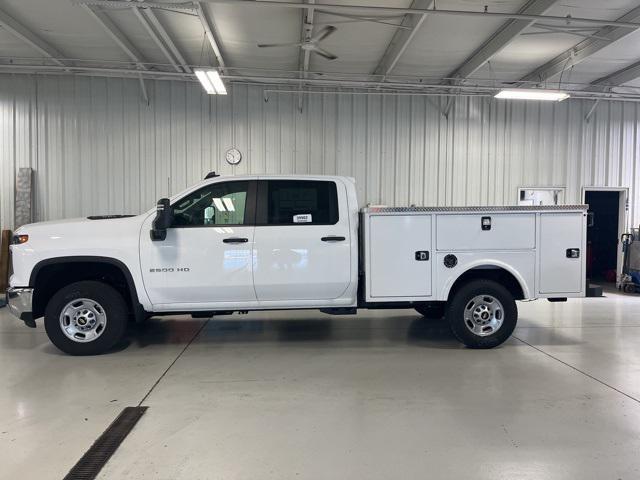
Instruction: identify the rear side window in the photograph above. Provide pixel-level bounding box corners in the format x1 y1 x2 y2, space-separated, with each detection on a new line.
264 180 339 225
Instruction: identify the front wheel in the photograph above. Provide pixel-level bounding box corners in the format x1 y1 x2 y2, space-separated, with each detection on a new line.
44 281 128 355
446 279 517 349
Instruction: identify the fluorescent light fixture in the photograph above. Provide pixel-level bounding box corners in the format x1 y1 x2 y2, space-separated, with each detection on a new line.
195 69 227 95
207 70 227 95
495 89 569 102
195 70 215 94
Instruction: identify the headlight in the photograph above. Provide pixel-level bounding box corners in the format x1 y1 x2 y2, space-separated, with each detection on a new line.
11 234 29 245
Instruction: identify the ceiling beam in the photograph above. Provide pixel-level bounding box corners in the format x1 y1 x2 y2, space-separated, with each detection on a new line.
74 0 196 13
81 5 149 70
590 60 640 90
81 5 150 102
6 63 640 102
373 0 433 80
447 0 556 82
0 6 67 66
133 7 182 72
299 0 315 75
315 10 409 29
143 8 192 73
0 64 188 78
296 0 315 112
201 1 640 29
195 2 226 69
520 4 640 84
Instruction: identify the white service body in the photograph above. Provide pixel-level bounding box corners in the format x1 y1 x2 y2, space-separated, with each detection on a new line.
363 206 586 302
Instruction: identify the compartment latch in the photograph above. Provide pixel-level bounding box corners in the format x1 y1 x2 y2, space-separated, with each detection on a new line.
415 251 430 261
566 248 580 258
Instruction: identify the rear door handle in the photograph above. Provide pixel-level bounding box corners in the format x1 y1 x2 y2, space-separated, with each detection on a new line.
223 237 248 244
321 236 346 242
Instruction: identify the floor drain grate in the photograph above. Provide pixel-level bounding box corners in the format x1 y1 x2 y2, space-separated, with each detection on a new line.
64 406 148 480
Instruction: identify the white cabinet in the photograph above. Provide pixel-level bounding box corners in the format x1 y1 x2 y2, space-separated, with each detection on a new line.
367 215 432 299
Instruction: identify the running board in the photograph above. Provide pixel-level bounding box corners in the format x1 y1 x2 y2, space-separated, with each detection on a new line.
320 307 357 315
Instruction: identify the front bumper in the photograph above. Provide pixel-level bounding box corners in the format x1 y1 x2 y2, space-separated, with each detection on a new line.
6 287 35 327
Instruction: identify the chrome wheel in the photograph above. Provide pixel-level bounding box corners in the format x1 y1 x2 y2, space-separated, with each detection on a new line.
463 294 504 337
59 298 108 343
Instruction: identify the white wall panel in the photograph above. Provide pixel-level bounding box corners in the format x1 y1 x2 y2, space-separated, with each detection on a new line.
1 73 639 230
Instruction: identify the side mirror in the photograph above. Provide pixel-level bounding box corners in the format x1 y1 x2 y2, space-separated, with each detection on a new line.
151 198 173 241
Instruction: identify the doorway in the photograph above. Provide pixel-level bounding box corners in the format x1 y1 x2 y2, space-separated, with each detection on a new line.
583 188 627 284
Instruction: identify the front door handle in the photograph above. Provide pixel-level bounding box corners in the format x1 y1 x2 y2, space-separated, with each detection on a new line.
321 236 346 242
223 237 248 244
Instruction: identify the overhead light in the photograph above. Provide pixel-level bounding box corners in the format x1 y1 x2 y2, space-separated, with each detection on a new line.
195 70 215 94
208 71 227 95
495 89 569 102
195 69 227 95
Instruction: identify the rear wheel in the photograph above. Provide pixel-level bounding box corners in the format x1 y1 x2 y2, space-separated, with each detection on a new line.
446 279 517 349
44 281 128 355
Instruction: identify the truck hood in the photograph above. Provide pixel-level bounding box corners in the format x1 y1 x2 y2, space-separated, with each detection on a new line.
15 214 148 239
10 214 152 290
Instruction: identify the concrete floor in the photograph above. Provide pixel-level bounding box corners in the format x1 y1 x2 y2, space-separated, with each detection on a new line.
1 291 640 480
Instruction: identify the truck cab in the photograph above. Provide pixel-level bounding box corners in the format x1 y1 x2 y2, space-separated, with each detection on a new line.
140 175 359 311
7 174 587 355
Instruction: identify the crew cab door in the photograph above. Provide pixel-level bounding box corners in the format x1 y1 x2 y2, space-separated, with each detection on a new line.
252 179 352 302
139 180 257 308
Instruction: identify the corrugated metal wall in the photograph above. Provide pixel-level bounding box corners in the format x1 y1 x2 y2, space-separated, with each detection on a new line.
1 74 638 230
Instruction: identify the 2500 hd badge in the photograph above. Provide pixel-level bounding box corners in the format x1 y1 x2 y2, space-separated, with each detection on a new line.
149 267 190 273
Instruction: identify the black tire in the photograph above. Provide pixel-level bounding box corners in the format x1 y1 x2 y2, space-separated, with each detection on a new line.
44 281 128 355
415 303 446 319
446 279 517 349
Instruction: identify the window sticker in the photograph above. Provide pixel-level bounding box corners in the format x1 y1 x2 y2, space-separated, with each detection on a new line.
293 214 312 223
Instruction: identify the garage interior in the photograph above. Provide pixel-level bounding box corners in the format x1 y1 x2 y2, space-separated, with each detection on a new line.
2 0 640 478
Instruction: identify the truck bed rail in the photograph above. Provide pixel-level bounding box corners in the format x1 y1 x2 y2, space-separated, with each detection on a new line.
363 205 588 213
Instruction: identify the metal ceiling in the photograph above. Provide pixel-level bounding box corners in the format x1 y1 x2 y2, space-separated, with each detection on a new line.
3 0 640 102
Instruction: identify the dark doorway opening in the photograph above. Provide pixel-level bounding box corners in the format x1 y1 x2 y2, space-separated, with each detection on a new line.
585 190 620 283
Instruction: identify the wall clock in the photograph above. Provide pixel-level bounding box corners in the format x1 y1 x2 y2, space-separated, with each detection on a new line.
225 147 242 165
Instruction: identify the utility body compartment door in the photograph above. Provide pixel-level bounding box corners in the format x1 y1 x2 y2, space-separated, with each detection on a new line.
436 214 535 250
538 212 586 295
367 214 432 299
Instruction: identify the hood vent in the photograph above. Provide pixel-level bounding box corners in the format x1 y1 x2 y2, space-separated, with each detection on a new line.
87 215 135 220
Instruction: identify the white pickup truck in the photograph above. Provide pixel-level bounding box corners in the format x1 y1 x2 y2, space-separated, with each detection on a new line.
7 174 587 355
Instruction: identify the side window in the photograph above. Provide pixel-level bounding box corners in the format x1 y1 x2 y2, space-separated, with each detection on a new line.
266 180 338 225
172 181 249 227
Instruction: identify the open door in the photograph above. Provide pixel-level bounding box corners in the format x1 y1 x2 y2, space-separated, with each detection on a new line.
584 188 627 285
